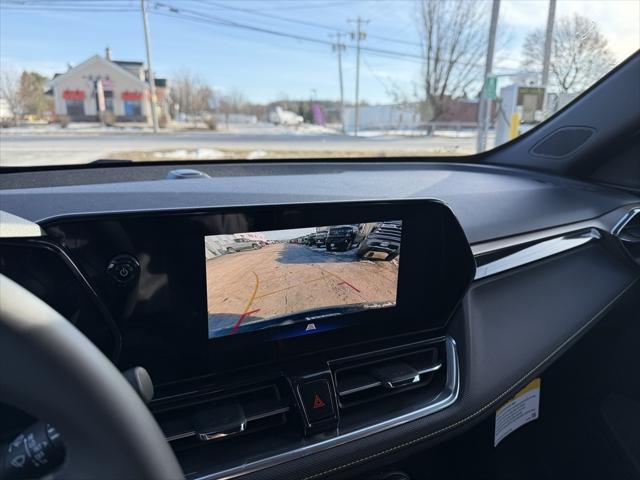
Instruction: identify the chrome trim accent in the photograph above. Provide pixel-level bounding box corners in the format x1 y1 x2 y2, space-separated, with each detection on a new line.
338 362 443 396
191 336 459 480
418 362 443 375
474 229 601 280
0 210 44 238
470 203 640 256
612 207 640 239
167 431 196 442
166 406 290 443
198 420 247 442
339 381 382 396
385 374 420 389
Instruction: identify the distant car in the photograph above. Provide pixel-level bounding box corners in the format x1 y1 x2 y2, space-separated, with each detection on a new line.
223 238 262 253
326 225 357 251
315 231 328 247
356 221 401 260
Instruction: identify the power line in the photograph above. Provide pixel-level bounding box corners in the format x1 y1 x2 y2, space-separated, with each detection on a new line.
3 0 525 73
193 0 348 33
191 0 425 50
151 3 443 65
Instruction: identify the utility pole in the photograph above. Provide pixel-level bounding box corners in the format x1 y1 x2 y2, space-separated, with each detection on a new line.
541 0 556 114
331 33 346 133
349 17 368 136
140 0 159 132
476 0 500 153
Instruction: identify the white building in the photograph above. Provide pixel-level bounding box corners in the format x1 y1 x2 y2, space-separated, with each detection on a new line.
342 104 421 132
0 97 13 121
48 49 169 123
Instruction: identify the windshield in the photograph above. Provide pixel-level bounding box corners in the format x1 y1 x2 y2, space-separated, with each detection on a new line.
1 0 638 167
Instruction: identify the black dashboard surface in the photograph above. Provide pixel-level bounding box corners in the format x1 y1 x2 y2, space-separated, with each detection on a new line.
1 160 639 480
1 162 637 244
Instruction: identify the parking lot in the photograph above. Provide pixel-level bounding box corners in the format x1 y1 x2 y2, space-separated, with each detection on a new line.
206 242 399 337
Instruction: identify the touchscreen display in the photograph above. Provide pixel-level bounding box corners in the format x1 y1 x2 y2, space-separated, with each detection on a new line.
205 221 402 338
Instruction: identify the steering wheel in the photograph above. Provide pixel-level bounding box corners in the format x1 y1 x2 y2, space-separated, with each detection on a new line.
0 274 184 479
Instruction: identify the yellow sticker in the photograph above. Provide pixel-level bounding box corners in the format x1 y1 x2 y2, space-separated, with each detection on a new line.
495 378 541 446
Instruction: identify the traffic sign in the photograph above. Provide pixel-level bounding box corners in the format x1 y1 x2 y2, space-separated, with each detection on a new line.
484 76 497 100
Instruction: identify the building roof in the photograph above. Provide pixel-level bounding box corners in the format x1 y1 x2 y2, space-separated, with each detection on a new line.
48 55 147 89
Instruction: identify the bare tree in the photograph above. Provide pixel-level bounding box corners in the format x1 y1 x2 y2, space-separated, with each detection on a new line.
416 0 489 121
0 69 23 123
521 14 615 94
170 70 214 124
218 89 248 127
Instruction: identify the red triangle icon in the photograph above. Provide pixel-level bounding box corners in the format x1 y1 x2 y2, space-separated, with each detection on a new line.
312 394 326 409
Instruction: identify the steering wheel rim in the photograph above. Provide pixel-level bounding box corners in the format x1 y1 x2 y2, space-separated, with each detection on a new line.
0 274 184 480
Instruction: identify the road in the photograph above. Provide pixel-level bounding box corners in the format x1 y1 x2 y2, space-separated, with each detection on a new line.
206 243 399 337
0 125 486 166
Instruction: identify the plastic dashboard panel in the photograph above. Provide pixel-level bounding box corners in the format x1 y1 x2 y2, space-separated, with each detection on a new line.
0 162 638 245
1 163 639 479
220 241 639 480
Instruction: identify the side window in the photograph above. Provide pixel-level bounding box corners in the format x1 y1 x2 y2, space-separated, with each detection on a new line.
124 100 141 117
65 100 84 117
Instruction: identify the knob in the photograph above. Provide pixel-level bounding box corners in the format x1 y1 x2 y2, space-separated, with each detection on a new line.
106 254 140 286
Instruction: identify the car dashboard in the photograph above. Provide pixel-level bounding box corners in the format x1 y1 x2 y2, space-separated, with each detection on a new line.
1 161 639 480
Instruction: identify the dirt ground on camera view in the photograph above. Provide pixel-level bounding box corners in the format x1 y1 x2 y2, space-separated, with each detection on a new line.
206 243 399 336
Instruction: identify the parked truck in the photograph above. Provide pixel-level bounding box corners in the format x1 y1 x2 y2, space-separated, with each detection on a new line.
356 221 402 261
325 225 357 251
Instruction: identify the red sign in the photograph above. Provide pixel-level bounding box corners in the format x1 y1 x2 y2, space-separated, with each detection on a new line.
121 91 143 101
312 394 326 409
62 89 85 100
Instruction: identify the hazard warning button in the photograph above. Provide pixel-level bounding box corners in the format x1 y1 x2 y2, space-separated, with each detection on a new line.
299 379 335 424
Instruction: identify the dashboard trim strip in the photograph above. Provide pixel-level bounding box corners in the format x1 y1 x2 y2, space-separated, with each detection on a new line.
474 228 601 280
191 336 459 480
612 207 640 238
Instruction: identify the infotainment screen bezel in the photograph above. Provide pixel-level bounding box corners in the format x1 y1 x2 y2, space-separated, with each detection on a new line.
44 199 475 385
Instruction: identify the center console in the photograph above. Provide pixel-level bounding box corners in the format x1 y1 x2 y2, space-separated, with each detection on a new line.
0 199 475 479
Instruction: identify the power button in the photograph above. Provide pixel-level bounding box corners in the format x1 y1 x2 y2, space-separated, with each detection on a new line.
106 254 140 285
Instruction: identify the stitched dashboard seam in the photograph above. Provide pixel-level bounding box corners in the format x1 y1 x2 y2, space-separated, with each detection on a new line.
298 278 638 480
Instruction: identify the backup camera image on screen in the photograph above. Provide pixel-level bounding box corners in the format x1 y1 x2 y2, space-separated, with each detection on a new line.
205 221 401 338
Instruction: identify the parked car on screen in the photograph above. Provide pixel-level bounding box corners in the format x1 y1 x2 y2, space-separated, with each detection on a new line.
315 231 328 247
356 221 402 261
222 238 262 253
326 225 357 251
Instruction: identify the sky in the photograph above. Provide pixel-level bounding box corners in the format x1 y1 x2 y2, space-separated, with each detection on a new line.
260 227 316 241
1 0 638 104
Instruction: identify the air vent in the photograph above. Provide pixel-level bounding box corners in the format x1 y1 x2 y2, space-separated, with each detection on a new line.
333 343 445 408
154 383 290 450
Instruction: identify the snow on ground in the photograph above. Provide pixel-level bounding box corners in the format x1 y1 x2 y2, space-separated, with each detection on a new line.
350 128 478 139
1 121 483 140
246 149 268 160
0 123 155 134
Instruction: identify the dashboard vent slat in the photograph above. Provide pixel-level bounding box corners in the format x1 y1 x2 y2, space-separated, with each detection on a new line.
333 345 444 409
155 383 291 448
